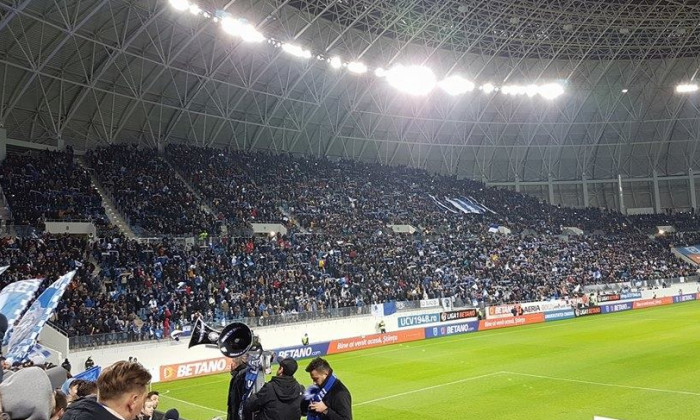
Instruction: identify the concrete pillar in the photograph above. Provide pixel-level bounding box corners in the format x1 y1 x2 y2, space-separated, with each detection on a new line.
618 174 626 215
547 173 555 205
56 134 65 151
0 128 6 163
690 169 697 212
514 175 521 193
582 174 590 208
157 141 165 155
652 170 661 214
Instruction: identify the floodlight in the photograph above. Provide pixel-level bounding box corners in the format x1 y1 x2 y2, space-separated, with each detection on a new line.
347 62 368 74
330 56 342 69
621 89 628 93
385 64 436 96
481 83 495 94
282 43 312 59
525 84 538 97
676 83 699 93
169 0 190 11
438 75 475 95
374 67 387 77
239 24 265 43
189 4 201 15
538 83 565 99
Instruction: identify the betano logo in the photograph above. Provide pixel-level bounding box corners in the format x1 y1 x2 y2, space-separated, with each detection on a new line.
159 357 231 382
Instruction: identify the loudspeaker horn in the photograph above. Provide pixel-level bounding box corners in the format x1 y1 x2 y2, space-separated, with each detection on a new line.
188 318 253 358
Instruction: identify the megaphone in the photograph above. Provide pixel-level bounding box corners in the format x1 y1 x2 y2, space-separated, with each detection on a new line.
188 318 253 358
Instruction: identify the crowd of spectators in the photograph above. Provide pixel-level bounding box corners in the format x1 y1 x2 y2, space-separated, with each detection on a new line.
84 145 220 237
0 148 108 227
2 145 700 346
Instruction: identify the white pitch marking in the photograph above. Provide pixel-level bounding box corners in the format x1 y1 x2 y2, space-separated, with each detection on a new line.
159 393 227 414
503 371 700 397
355 371 504 406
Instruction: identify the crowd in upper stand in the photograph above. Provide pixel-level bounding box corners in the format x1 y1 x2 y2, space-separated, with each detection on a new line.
1 144 700 341
84 145 220 237
0 148 108 227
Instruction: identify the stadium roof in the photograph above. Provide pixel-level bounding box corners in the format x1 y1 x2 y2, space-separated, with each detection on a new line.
1 0 700 184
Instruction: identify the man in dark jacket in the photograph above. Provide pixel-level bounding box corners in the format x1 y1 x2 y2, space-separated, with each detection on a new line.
63 360 152 420
300 357 352 420
242 358 304 420
227 354 248 420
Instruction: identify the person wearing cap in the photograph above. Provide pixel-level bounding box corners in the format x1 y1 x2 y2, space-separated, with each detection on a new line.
242 358 304 420
0 366 54 420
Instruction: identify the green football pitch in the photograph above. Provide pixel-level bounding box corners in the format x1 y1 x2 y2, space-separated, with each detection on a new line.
154 301 700 420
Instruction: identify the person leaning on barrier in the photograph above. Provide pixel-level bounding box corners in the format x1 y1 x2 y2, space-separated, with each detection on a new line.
301 357 352 420
242 358 305 420
62 360 152 420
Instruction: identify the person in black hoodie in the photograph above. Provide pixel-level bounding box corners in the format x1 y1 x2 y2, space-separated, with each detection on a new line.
242 358 304 420
62 361 152 420
300 357 352 420
227 354 248 420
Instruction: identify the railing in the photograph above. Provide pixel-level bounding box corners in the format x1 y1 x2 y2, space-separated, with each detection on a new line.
66 300 435 350
582 274 700 292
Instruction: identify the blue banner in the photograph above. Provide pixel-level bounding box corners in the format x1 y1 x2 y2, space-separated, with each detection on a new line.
673 294 697 304
425 320 479 338
273 342 330 361
397 313 440 328
601 302 633 313
0 278 43 345
6 271 76 362
544 309 575 321
620 292 642 300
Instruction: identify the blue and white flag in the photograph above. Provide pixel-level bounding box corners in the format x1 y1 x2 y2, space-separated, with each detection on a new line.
371 301 397 317
428 195 458 213
0 278 43 345
26 342 53 364
6 271 76 363
0 266 8 276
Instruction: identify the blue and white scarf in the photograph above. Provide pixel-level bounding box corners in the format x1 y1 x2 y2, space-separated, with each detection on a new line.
304 373 338 420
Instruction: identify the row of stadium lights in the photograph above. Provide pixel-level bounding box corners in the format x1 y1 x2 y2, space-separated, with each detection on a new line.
170 0 700 98
168 0 566 99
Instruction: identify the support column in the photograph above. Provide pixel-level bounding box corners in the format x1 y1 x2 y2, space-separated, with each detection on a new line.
157 141 165 155
618 174 626 215
690 169 697 212
652 170 661 214
514 175 521 193
547 173 555 205
582 174 590 208
56 134 65 151
0 128 6 162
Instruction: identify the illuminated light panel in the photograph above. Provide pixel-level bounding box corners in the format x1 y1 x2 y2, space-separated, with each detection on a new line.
169 0 190 11
189 4 201 14
385 65 436 96
329 56 342 69
438 75 475 95
374 67 386 78
347 62 368 74
282 43 312 59
538 83 565 99
676 83 699 93
481 83 495 94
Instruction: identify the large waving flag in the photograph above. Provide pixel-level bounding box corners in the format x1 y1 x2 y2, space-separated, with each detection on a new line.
5 271 76 363
0 266 8 276
0 278 44 345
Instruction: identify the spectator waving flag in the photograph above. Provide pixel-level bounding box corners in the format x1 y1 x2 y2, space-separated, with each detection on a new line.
5 271 76 363
371 301 397 317
0 278 43 345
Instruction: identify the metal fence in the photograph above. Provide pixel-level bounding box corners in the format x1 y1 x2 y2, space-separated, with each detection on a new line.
66 299 435 350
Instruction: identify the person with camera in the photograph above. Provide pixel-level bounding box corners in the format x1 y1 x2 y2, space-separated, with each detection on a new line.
301 357 352 420
227 355 248 420
242 358 304 420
